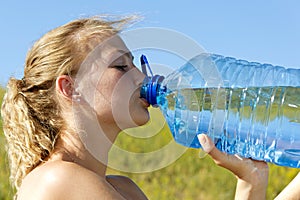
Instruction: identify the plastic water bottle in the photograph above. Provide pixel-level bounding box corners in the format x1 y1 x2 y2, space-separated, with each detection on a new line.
140 54 300 168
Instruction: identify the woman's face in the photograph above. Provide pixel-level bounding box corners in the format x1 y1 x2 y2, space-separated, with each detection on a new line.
88 36 150 131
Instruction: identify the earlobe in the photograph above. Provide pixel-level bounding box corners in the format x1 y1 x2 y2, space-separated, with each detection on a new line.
72 90 82 102
56 75 74 101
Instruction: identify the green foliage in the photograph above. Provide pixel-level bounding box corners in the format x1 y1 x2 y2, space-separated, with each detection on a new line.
107 108 300 200
0 87 298 199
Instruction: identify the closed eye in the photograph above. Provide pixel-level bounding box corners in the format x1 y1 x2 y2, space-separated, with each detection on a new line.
114 65 128 72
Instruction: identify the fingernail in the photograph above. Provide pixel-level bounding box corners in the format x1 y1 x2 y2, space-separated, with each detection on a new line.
197 134 206 145
197 134 212 153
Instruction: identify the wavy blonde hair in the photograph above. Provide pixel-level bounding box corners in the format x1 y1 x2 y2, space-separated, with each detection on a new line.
1 16 134 193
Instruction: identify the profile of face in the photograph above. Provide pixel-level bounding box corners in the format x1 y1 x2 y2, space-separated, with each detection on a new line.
74 35 150 136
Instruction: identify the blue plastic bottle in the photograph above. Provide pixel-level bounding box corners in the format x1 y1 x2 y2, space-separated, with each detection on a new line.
140 54 300 168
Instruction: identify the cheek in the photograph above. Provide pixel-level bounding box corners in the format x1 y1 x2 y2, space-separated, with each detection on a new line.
92 75 118 118
110 74 136 105
94 70 125 104
111 84 134 118
110 80 142 128
93 72 131 121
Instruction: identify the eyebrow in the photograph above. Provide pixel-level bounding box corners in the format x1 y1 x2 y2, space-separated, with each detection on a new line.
116 50 134 60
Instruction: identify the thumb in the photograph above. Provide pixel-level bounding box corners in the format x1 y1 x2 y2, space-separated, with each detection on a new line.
197 133 252 176
197 133 230 167
197 134 214 153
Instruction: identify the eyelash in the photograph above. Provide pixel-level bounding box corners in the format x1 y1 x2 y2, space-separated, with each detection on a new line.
114 65 127 71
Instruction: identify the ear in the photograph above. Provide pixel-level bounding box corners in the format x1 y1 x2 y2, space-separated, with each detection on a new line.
56 75 74 101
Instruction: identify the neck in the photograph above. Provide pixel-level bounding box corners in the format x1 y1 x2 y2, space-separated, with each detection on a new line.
53 104 122 177
52 125 120 178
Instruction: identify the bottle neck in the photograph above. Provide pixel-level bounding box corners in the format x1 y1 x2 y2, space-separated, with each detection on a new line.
140 75 165 106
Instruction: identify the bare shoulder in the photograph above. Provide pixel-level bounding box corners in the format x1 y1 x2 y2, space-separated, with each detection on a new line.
18 161 125 200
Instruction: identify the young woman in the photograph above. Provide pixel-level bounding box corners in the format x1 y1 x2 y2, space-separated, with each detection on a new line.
1 16 272 200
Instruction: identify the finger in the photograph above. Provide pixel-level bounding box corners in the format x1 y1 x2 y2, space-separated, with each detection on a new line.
197 134 214 153
198 134 269 184
197 134 245 173
198 134 229 165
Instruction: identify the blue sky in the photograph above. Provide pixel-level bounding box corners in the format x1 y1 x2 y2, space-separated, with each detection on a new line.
1 0 300 86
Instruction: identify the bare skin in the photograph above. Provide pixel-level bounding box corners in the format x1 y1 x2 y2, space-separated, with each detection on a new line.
18 39 149 200
18 154 147 200
18 134 269 200
198 134 269 200
17 37 270 200
275 172 300 200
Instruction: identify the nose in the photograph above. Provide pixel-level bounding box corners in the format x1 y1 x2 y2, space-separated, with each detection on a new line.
132 64 146 86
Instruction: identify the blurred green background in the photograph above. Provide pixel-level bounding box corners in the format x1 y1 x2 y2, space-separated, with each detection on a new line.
0 87 299 200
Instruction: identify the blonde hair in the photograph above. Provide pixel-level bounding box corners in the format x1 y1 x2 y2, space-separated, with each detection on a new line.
1 16 134 192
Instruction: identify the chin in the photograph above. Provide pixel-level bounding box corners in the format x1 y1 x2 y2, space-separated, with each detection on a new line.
130 111 150 127
115 113 150 130
134 117 150 127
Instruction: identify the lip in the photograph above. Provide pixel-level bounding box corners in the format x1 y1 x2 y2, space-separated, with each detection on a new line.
140 97 150 108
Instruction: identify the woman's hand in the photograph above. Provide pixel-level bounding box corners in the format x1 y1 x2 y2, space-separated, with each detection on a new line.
198 134 269 200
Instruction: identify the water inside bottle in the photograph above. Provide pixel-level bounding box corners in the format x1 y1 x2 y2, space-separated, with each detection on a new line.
157 86 300 167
